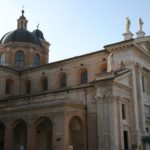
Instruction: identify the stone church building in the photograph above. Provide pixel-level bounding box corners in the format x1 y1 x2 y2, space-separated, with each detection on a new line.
0 10 149 150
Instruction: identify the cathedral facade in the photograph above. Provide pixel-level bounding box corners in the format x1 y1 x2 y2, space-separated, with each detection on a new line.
0 11 150 150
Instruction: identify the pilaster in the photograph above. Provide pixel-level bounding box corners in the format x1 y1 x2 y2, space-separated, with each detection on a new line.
135 64 146 135
96 94 120 150
27 121 36 150
130 64 141 147
4 124 13 150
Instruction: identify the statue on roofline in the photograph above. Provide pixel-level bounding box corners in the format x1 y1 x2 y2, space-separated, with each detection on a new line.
139 17 144 31
126 17 131 33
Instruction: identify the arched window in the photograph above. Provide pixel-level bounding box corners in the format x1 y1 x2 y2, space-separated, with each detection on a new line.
0 53 5 65
60 73 67 88
25 80 31 94
15 51 25 68
41 76 48 91
99 62 107 74
80 70 88 84
5 79 14 94
33 54 40 67
21 21 23 28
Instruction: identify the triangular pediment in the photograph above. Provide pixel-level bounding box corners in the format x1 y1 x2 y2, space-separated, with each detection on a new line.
137 41 150 52
115 71 132 87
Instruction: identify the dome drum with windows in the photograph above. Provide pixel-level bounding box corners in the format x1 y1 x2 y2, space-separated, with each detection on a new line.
0 10 50 69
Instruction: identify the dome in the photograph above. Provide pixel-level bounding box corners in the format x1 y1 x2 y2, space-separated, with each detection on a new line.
0 29 42 47
32 29 45 40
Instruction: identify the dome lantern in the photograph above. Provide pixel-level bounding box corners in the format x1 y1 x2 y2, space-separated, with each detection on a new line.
32 24 45 40
17 9 28 29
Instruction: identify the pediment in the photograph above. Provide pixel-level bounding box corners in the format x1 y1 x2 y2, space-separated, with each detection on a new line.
137 41 150 53
115 72 132 87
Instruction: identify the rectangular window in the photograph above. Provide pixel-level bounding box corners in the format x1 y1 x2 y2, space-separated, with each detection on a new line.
142 76 145 92
122 104 126 120
81 71 88 84
5 83 10 94
123 131 129 150
26 80 31 94
146 127 149 133
43 79 48 91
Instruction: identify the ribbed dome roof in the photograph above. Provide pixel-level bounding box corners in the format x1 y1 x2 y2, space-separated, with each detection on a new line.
0 29 42 47
32 29 45 40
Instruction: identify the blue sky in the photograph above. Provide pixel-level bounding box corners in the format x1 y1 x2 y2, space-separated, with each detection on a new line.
0 0 150 62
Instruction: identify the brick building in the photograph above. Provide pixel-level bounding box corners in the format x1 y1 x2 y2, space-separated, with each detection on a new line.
0 10 150 150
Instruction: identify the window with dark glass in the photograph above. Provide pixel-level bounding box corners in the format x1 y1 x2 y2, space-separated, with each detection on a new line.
21 21 23 28
146 127 149 133
0 123 5 150
142 75 145 92
5 81 10 94
25 80 31 94
42 77 48 91
123 131 129 150
5 79 13 94
60 73 67 87
15 51 25 68
122 104 126 120
0 53 5 65
80 71 88 84
33 54 40 67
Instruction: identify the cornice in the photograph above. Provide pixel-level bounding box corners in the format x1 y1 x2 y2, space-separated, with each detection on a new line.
113 81 132 92
104 36 150 55
104 39 134 52
133 43 150 60
0 83 94 101
0 65 19 74
0 42 42 51
0 99 85 114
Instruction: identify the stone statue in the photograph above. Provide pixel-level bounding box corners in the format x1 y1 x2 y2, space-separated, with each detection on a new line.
120 61 126 70
107 52 113 72
139 18 143 31
126 17 131 33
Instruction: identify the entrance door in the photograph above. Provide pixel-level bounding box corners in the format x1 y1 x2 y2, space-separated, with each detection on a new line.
13 121 27 150
36 118 53 150
0 123 5 150
69 117 85 150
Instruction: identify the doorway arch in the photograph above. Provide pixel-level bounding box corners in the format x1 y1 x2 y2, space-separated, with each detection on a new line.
69 116 85 150
36 117 53 150
13 120 27 150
